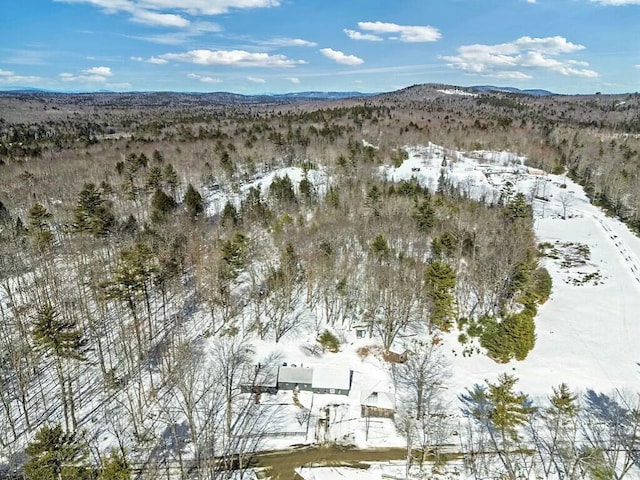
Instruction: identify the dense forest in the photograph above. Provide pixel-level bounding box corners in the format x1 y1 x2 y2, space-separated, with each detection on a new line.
0 85 639 479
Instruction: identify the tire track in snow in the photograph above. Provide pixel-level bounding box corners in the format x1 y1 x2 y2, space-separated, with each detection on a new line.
593 215 640 286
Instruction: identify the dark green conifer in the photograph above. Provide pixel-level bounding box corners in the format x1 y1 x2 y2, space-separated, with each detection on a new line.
184 183 204 220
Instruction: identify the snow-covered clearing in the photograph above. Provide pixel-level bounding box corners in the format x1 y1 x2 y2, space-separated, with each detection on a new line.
437 89 478 98
381 143 640 401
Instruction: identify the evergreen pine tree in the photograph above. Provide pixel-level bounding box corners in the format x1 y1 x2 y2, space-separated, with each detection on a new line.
137 152 148 169
369 233 390 261
32 304 85 430
98 449 131 480
548 383 578 417
73 183 115 237
424 260 457 331
144 166 163 192
299 175 314 205
486 374 537 437
152 149 164 164
413 198 435 233
150 188 176 223
184 183 204 220
220 201 239 227
0 199 10 225
220 232 249 280
27 202 55 251
163 163 179 197
25 424 91 480
269 174 297 206
505 192 531 220
365 184 382 217
502 312 536 361
461 374 536 479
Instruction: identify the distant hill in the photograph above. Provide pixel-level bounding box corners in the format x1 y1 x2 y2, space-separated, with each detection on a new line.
0 86 52 93
272 91 375 100
470 85 555 96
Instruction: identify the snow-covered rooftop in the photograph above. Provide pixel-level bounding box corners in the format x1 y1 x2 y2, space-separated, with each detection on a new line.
278 366 313 384
360 380 396 410
312 366 351 391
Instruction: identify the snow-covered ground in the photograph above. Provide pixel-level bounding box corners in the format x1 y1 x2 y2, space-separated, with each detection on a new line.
208 142 639 446
380 143 640 401
204 142 639 479
4 142 638 479
295 143 640 479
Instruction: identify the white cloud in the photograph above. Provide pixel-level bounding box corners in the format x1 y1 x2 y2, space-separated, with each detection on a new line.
136 0 280 15
590 0 640 5
320 48 364 66
514 36 584 54
132 55 168 64
127 21 221 44
83 66 113 77
493 71 533 80
130 9 190 27
0 69 41 84
55 0 280 26
247 76 266 84
442 36 598 79
284 76 300 84
264 38 317 47
60 72 109 82
147 56 169 64
187 73 223 83
158 49 304 67
526 0 537 3
59 66 115 83
356 21 441 42
344 29 383 42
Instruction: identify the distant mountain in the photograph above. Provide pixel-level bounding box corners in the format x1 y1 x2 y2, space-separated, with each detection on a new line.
272 91 375 100
470 85 555 96
0 86 52 93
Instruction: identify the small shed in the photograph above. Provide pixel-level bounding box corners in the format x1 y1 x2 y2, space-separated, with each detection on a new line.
383 350 408 364
361 381 396 418
312 366 352 395
277 366 313 392
351 321 370 339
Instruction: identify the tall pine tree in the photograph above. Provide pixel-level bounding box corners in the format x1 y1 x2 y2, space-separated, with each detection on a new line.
424 260 456 331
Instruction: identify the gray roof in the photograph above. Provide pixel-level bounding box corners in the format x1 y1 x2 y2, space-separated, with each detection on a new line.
277 366 313 384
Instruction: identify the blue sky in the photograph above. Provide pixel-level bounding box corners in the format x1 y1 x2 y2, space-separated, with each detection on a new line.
1 0 638 94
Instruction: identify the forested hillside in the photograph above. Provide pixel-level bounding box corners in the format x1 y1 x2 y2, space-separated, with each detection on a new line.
0 85 638 479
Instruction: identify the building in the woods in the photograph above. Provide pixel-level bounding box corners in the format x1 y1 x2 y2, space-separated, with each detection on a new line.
276 365 352 396
360 381 396 418
276 366 314 391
